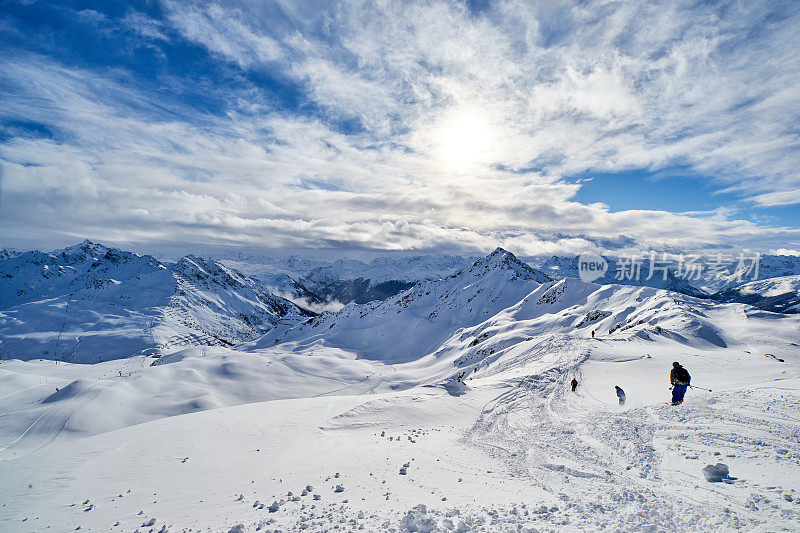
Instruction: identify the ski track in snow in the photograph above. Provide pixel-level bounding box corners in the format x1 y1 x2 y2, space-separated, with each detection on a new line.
2 340 797 532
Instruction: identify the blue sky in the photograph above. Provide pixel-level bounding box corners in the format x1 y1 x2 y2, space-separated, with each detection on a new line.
1 0 800 256
571 168 800 228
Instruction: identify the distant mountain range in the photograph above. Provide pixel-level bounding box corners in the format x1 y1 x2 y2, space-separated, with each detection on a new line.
714 275 800 314
2 241 799 364
221 249 800 315
220 253 478 308
527 255 709 297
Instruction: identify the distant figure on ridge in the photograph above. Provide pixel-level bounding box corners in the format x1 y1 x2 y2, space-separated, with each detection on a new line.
615 385 626 406
571 378 578 392
591 330 595 338
670 362 691 405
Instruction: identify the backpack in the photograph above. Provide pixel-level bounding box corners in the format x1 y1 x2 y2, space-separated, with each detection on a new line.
674 366 691 384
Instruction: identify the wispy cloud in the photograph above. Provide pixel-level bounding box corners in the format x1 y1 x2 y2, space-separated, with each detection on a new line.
1 0 799 255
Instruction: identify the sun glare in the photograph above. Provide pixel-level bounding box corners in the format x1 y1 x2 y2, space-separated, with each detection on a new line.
435 110 493 172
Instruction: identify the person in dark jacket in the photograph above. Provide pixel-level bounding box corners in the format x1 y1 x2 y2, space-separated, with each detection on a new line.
615 385 626 406
571 378 578 392
670 362 691 405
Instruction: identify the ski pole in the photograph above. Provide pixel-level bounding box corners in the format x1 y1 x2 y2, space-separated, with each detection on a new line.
690 385 712 392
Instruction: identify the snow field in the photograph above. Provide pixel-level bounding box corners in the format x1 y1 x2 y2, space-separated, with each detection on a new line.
1 247 799 531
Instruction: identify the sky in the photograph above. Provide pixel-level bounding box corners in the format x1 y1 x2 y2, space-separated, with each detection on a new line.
1 0 800 257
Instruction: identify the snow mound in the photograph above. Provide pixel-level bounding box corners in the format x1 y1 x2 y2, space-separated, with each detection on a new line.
702 463 732 483
400 504 437 532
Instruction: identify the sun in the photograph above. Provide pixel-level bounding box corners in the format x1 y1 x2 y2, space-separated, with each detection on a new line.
434 109 494 172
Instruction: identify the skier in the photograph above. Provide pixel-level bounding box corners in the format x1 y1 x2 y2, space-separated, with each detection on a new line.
615 385 626 406
591 330 595 338
571 378 578 392
670 362 691 405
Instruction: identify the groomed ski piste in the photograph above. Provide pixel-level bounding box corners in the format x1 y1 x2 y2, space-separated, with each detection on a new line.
1 250 798 531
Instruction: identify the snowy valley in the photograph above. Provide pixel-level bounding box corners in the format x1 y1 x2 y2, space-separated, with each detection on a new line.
0 245 798 532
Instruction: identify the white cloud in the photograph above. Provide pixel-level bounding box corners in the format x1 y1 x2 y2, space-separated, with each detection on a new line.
1 0 800 255
121 10 170 42
163 2 283 67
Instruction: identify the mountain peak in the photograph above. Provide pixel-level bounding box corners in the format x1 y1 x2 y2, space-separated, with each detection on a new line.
469 248 552 283
484 247 523 268
57 240 111 261
488 247 512 258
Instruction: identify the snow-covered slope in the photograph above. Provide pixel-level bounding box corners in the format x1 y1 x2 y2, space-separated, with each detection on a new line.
1 248 799 531
0 241 310 362
716 274 800 313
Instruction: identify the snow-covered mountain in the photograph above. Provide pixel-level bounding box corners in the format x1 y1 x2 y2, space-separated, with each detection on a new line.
218 256 330 309
0 241 310 362
711 254 800 291
527 253 800 314
715 274 800 313
0 248 21 261
224 251 800 316
300 255 476 305
528 254 709 297
255 248 782 374
302 254 475 285
252 248 552 363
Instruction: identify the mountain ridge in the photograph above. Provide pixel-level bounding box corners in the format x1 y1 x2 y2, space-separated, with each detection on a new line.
0 241 311 362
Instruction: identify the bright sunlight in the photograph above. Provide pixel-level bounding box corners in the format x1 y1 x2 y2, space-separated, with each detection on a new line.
434 109 494 172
